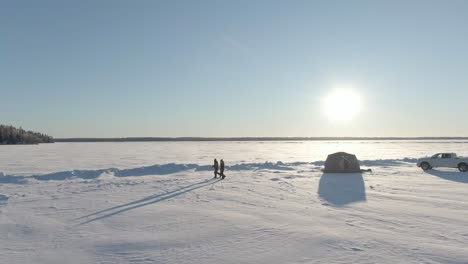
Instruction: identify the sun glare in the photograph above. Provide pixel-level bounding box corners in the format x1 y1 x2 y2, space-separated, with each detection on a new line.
323 90 362 122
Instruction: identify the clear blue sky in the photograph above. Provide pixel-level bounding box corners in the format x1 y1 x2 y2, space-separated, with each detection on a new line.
1 0 468 137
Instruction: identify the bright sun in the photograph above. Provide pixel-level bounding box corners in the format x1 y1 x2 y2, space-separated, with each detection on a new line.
323 90 362 122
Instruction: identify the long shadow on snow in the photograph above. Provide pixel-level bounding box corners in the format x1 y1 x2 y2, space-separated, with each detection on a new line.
318 173 367 207
78 178 222 225
75 178 214 221
425 170 468 184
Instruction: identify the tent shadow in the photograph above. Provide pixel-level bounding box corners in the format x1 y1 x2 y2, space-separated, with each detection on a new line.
425 170 468 184
318 173 367 207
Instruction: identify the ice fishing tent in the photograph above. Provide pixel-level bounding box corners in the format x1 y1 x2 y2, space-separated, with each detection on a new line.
323 152 361 173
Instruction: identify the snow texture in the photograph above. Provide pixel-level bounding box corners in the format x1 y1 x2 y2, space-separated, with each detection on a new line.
0 194 8 201
1 141 468 264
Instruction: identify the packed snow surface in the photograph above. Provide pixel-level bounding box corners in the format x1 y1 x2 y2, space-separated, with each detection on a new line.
1 141 468 263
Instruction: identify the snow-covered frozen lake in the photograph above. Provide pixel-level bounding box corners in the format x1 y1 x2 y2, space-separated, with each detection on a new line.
2 140 468 175
1 141 468 264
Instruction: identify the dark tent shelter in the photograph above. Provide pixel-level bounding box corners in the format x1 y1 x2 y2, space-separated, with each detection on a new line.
323 152 361 173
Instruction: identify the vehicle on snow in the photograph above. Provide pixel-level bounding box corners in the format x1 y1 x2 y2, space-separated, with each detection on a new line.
417 153 468 172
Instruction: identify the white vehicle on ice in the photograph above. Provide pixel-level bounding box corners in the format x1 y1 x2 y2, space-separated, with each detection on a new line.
417 153 468 172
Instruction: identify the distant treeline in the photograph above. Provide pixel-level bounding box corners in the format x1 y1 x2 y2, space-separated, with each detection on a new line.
0 125 54 144
54 137 468 142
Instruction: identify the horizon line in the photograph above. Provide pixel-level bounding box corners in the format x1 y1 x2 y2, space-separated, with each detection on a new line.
54 137 468 142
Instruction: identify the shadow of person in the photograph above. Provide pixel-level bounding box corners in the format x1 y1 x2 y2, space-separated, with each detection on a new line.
77 178 222 225
425 170 468 184
318 173 367 207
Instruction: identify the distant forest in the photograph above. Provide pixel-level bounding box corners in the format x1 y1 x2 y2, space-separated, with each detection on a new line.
0 125 54 144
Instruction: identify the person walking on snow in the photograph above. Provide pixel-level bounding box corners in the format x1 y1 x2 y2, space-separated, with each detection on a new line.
220 159 225 179
212 159 219 178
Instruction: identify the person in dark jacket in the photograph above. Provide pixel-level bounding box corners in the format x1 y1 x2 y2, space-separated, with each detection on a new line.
219 159 225 179
212 159 219 178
